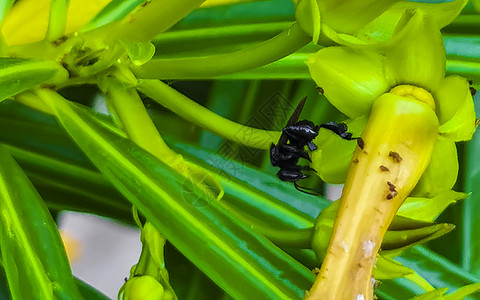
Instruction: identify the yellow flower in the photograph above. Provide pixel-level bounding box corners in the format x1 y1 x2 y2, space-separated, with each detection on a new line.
307 10 475 192
1 0 111 46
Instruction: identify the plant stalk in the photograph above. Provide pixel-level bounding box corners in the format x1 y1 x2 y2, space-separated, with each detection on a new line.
137 79 280 149
131 22 310 79
307 87 439 299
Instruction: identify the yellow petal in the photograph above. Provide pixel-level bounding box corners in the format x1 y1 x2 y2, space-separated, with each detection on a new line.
434 75 476 141
316 0 399 35
311 115 367 183
384 10 445 92
307 46 392 118
1 0 110 45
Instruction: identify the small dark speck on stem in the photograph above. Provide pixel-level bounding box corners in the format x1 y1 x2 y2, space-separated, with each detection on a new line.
379 165 389 172
388 151 402 163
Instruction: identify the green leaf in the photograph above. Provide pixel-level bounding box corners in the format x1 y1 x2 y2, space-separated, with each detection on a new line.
81 0 145 32
6 144 132 221
398 190 467 222
0 101 132 221
374 255 415 280
173 142 329 220
0 145 83 299
395 219 452 246
409 283 480 300
395 246 480 291
410 288 448 300
462 121 480 273
444 36 480 67
443 282 480 299
173 0 294 30
376 255 436 294
39 90 315 299
382 223 455 256
412 137 460 197
0 58 67 102
312 199 454 263
0 101 315 232
76 278 110 300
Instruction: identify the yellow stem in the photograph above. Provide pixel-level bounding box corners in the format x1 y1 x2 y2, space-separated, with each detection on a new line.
307 87 439 299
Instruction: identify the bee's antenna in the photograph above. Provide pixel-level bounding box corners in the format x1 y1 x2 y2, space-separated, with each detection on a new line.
293 182 322 196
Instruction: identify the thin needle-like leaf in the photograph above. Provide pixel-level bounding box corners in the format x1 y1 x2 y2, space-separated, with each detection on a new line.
0 146 83 299
38 89 314 299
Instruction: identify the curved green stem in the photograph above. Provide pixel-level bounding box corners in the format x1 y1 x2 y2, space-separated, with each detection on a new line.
223 201 313 248
153 22 291 46
102 73 224 200
137 79 280 149
95 0 206 42
100 78 182 166
132 22 310 79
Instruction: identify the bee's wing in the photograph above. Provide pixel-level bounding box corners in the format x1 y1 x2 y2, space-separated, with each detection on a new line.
277 96 307 145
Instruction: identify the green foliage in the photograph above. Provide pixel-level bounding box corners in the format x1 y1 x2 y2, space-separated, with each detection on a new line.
0 0 478 299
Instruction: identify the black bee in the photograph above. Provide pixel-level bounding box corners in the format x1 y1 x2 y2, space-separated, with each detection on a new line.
270 97 358 194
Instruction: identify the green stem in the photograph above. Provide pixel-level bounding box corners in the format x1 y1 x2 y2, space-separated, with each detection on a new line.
47 0 69 41
98 0 206 42
101 78 183 166
137 79 280 149
132 22 310 79
225 203 314 248
102 74 224 200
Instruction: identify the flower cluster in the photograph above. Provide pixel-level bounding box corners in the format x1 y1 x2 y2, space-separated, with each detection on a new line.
294 0 477 298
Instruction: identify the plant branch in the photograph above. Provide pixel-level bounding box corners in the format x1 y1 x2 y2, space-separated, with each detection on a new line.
101 74 224 201
307 90 439 299
100 78 182 166
95 0 206 42
131 22 311 79
229 206 314 248
46 0 69 41
137 79 280 149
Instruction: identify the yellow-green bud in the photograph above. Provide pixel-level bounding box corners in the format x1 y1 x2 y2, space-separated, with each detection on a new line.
123 276 165 300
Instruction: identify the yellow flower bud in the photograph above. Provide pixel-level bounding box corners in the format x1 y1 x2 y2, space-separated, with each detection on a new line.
123 275 165 300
